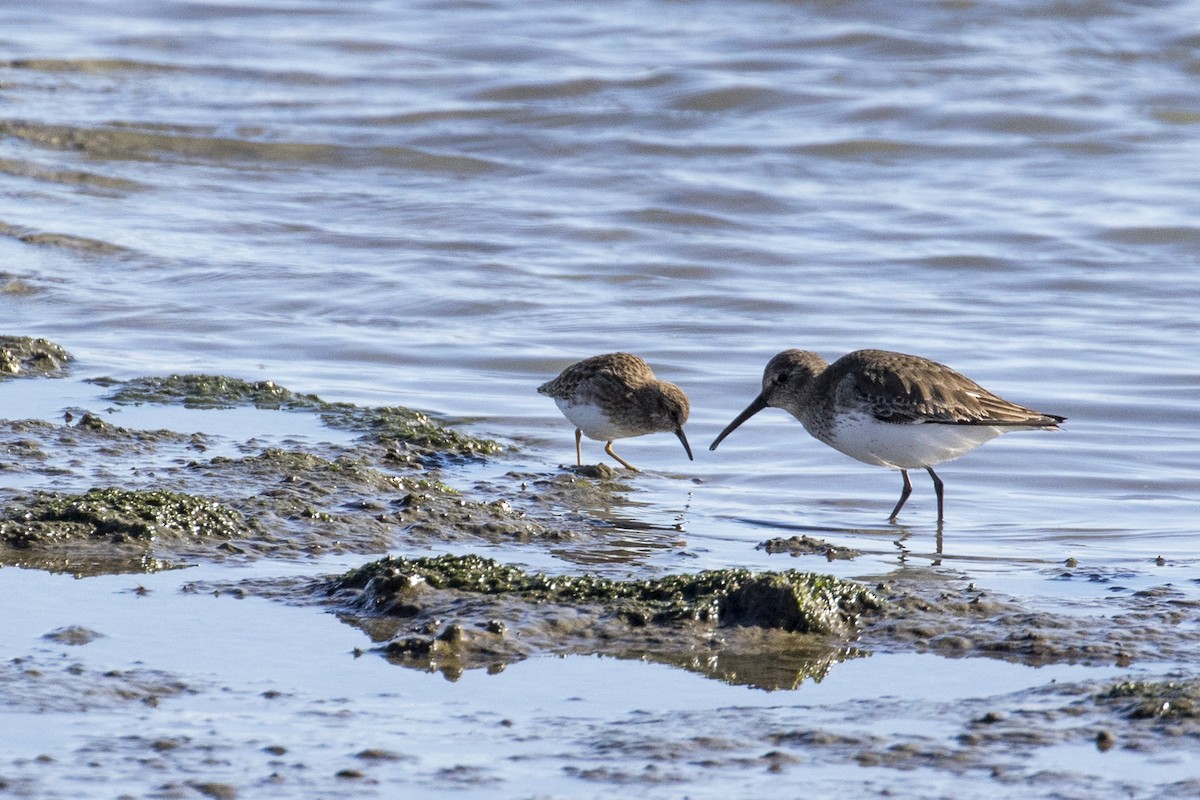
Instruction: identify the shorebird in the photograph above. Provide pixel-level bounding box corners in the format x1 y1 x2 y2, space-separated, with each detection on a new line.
709 349 1064 523
538 352 693 471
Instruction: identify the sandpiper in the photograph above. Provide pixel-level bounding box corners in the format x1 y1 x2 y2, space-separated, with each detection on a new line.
538 352 694 471
709 349 1064 523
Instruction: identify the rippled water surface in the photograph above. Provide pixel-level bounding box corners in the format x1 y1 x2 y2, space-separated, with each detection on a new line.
3 0 1200 796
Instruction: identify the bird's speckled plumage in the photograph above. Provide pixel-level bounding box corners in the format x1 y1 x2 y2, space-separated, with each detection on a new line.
539 352 693 471
710 348 1064 523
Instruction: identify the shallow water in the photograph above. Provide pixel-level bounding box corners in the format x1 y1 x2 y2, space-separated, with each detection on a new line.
3 0 1200 796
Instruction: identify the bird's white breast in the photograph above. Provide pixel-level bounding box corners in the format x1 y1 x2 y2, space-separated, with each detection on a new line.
818 411 1006 470
555 399 626 441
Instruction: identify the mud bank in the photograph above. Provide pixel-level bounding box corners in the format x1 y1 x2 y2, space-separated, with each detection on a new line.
1 368 705 573
100 373 501 462
0 335 72 379
860 567 1200 668
0 367 548 572
319 554 880 688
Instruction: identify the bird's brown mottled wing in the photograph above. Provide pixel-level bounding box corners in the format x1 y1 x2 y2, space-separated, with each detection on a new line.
837 350 1062 427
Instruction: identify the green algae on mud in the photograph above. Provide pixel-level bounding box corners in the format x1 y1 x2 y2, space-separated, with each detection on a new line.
99 373 501 458
0 335 72 379
0 487 247 575
0 409 547 574
98 374 310 409
1 487 248 544
0 442 549 573
192 447 551 552
337 553 880 635
322 554 882 688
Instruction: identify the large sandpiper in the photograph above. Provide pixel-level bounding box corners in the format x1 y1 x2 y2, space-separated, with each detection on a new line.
709 349 1064 523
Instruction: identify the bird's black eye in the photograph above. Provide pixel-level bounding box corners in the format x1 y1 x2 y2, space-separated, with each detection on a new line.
772 372 788 386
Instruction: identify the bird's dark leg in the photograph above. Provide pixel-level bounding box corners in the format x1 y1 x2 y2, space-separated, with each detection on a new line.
889 469 913 521
574 428 583 466
926 466 945 523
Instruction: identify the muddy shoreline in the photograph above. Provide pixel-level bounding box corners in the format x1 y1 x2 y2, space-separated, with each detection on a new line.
3 336 1198 797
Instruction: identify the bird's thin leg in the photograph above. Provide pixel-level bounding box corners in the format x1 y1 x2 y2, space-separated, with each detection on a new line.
574 428 583 466
926 467 945 524
604 441 639 472
888 469 913 521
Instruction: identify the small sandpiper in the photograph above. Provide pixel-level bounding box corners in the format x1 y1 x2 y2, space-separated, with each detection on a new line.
538 352 694 471
709 349 1064 523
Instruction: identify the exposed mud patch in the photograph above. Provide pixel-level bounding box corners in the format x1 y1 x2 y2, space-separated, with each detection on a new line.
0 440 557 572
2 486 248 543
1 374 671 573
861 568 1200 667
0 335 72 379
0 655 192 713
543 674 1200 796
180 447 554 557
758 535 861 561
316 554 880 687
1098 678 1200 722
0 369 574 571
100 373 502 461
0 414 208 482
0 487 249 574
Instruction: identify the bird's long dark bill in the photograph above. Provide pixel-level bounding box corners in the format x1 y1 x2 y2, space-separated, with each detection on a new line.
676 428 695 461
709 393 768 451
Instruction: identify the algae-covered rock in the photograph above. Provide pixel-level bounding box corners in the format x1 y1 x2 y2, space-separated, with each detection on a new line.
104 374 312 409
317 402 500 457
323 554 881 688
0 335 72 378
1 487 248 545
101 373 501 458
335 554 881 636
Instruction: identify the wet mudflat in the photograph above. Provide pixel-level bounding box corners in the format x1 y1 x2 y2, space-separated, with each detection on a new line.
2 339 1199 799
5 0 1200 794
